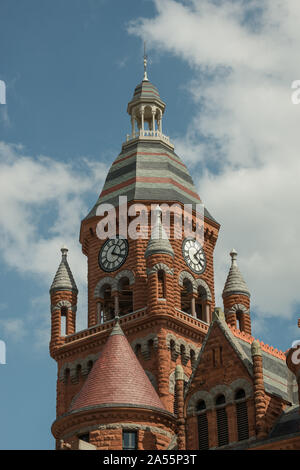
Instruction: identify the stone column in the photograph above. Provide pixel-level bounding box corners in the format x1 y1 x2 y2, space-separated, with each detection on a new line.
191 295 196 317
157 331 171 411
151 107 156 132
251 340 268 439
131 115 135 137
140 106 145 132
205 304 210 323
175 365 186 450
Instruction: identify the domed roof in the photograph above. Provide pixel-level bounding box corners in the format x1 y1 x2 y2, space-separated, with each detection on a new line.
69 320 166 413
132 79 163 103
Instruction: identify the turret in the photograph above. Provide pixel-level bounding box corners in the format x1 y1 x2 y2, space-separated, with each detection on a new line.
145 206 174 312
222 249 251 334
49 247 78 354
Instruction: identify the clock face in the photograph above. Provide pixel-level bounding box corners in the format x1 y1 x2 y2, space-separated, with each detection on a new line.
182 238 206 274
98 237 129 272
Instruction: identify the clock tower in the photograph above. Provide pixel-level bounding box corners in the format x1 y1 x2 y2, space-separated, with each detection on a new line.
49 63 220 450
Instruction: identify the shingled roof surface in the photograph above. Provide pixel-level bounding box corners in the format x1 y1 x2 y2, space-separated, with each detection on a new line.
85 140 217 224
70 321 166 413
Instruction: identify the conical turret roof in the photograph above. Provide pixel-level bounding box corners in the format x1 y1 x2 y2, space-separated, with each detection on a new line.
69 319 166 413
222 249 250 298
145 206 174 258
50 247 78 293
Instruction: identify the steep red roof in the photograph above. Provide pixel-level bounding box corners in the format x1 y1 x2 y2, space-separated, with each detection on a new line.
70 321 165 412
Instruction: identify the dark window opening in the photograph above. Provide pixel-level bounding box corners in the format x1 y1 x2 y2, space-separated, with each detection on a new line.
216 407 229 447
235 388 246 400
157 270 166 298
118 278 133 316
236 401 249 441
215 394 226 406
78 433 90 443
181 279 193 314
198 413 209 450
122 431 137 450
197 399 206 411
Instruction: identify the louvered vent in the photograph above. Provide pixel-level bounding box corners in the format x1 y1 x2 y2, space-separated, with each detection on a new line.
197 414 209 450
216 408 229 447
236 401 249 441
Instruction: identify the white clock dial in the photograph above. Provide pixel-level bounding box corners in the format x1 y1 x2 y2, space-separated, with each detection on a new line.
182 238 206 274
99 237 129 272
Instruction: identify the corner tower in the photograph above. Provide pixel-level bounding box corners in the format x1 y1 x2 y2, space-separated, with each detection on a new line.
50 62 220 449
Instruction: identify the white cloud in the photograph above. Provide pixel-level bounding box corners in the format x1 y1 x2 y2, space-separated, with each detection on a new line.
129 0 300 322
0 141 108 343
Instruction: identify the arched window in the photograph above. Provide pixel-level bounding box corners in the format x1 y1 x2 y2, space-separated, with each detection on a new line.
76 364 82 383
236 311 243 331
157 270 166 299
64 368 70 384
197 400 209 450
118 277 133 316
235 389 249 441
99 284 114 322
87 360 93 374
181 279 193 314
215 394 229 447
170 339 176 361
195 286 208 321
190 349 196 368
134 344 141 357
60 306 68 336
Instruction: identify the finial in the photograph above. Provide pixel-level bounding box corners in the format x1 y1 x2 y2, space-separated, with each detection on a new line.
230 248 238 266
61 245 68 258
251 340 262 357
115 314 120 324
143 41 148 81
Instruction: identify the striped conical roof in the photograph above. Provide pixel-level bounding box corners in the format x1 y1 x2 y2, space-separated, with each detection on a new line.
131 79 164 104
222 249 250 298
50 247 78 293
145 206 174 258
70 320 166 413
85 140 217 223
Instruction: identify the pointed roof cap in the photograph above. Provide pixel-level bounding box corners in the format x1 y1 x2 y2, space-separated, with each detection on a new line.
222 249 250 298
50 246 78 293
70 319 166 413
145 206 174 259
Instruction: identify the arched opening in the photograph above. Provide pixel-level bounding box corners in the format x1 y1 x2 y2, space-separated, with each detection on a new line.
98 284 114 322
197 399 206 411
76 364 82 383
170 339 176 360
235 388 249 441
236 310 243 331
148 339 154 357
118 277 133 316
157 270 166 299
181 279 193 314
134 344 142 357
64 368 70 384
195 286 208 322
60 306 68 336
215 394 229 447
190 349 196 368
87 360 93 374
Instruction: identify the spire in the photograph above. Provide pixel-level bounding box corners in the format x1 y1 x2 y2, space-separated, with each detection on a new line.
143 41 148 81
70 320 165 413
50 246 78 293
145 206 174 259
222 249 250 298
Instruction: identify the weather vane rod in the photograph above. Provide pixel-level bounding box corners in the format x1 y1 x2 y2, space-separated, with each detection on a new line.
143 41 148 81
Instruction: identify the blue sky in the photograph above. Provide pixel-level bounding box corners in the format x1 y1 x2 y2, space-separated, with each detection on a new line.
1 0 300 449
